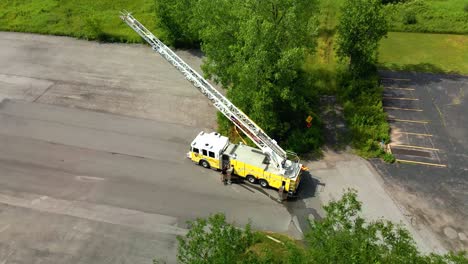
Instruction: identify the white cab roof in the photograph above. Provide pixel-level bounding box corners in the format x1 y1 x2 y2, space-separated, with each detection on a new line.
191 131 229 152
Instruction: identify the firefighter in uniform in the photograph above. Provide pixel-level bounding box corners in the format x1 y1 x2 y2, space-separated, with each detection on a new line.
226 165 234 185
221 165 228 185
278 182 286 202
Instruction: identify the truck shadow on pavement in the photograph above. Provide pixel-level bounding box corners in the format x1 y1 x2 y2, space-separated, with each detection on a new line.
284 171 324 235
230 171 324 237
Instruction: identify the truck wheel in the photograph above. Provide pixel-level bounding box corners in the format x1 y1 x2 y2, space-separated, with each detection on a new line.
246 175 256 184
200 160 210 169
259 179 269 188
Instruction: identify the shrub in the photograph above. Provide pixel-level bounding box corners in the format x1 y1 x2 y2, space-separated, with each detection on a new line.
83 15 112 42
383 152 396 163
403 11 417 25
339 74 390 158
177 213 255 263
284 119 323 155
155 0 200 48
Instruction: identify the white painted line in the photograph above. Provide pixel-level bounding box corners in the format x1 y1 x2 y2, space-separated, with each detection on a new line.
384 87 415 91
393 131 433 137
381 77 411 81
383 97 419 101
388 119 429 124
391 144 439 151
75 176 106 182
396 159 447 168
383 106 423 112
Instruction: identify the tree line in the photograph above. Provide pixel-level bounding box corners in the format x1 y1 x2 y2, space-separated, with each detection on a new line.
169 191 467 264
155 0 397 158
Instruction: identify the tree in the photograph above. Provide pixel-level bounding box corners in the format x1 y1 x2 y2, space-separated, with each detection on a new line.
176 213 255 264
305 190 468 264
336 0 387 77
176 213 307 264
155 0 323 153
174 192 467 264
155 0 199 48
192 0 320 144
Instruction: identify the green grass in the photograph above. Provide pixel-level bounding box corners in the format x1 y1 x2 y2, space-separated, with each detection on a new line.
250 232 305 261
304 0 343 95
384 0 468 34
0 0 156 42
379 32 468 74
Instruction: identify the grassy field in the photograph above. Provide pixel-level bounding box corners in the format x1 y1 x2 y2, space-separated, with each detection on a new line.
0 0 156 42
379 32 468 74
304 0 343 95
1 0 467 75
384 0 468 34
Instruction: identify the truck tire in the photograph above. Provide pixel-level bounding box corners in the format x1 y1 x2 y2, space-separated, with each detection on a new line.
246 175 256 184
259 179 269 188
200 160 210 169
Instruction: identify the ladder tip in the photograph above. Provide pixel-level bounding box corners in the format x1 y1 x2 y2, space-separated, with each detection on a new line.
120 10 130 16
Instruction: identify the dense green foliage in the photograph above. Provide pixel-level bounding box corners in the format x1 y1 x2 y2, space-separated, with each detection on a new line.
339 74 390 158
384 0 468 34
156 0 323 154
153 0 199 48
175 213 304 264
0 0 156 42
175 191 468 264
176 214 254 264
336 0 387 77
334 0 390 157
306 190 468 264
307 190 421 263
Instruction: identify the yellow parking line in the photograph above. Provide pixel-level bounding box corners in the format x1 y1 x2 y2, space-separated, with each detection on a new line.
396 159 447 168
383 106 423 111
383 97 419 101
381 77 411 81
384 87 415 91
391 144 439 151
388 118 429 124
393 131 433 137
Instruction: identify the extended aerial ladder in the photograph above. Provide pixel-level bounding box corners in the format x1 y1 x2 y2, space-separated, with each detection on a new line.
120 11 300 176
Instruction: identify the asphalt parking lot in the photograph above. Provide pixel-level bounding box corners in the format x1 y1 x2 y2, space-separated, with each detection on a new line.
373 71 468 251
0 32 302 264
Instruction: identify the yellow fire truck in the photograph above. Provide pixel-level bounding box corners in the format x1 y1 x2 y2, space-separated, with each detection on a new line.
187 132 302 195
121 12 304 197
